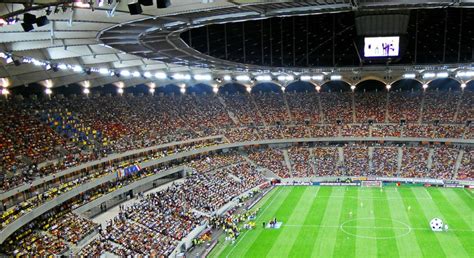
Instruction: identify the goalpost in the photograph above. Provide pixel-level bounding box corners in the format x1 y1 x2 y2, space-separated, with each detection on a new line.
361 180 383 187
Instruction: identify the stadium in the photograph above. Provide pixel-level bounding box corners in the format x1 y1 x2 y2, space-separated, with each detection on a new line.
0 0 473 257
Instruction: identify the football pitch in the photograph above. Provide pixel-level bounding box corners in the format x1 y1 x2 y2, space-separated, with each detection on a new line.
210 186 473 258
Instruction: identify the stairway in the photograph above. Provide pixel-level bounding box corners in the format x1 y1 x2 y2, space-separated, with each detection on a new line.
317 94 325 124
217 96 240 126
282 93 295 124
397 147 403 176
282 149 294 177
385 92 390 123
427 148 435 174
249 94 268 127
351 93 356 123
453 150 464 179
418 93 426 124
308 148 318 177
452 92 463 122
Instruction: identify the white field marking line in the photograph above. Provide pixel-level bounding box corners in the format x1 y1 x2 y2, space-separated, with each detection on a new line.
282 224 474 232
225 187 285 258
423 187 433 200
463 188 474 199
312 195 432 200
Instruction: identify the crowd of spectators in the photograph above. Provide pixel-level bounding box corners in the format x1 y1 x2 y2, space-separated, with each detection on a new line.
422 91 461 123
46 212 98 245
457 149 473 180
288 146 314 177
5 232 68 257
400 147 430 178
387 91 423 123
372 147 399 177
355 92 387 123
312 147 340 176
248 148 291 178
286 92 321 124
253 92 292 125
430 147 459 179
342 145 369 176
320 92 354 123
1 90 472 193
78 236 134 257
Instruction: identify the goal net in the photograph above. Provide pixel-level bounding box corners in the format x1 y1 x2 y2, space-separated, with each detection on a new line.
361 181 383 187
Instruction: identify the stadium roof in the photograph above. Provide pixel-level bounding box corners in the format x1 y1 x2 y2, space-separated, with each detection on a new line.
0 0 473 89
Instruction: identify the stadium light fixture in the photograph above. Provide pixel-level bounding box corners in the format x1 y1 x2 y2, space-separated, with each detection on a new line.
460 83 466 89
300 75 311 81
213 86 218 94
45 88 52 95
315 85 321 92
386 84 391 90
180 87 186 94
72 65 83 73
99 68 109 75
57 64 68 70
83 88 90 94
236 75 250 81
117 88 124 94
330 75 342 81
422 72 436 79
172 73 191 80
0 78 9 88
155 72 167 79
1 88 9 96
143 71 152 78
256 75 272 82
120 70 131 77
277 75 294 81
350 85 356 91
422 83 429 90
246 86 252 93
223 75 232 81
149 88 155 94
403 73 416 79
436 72 449 78
456 70 474 78
312 75 324 81
193 74 212 81
132 71 141 77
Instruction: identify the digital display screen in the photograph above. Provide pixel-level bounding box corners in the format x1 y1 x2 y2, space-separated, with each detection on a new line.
364 36 400 57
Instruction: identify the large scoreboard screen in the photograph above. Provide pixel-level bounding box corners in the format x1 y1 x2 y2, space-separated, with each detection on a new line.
364 36 400 57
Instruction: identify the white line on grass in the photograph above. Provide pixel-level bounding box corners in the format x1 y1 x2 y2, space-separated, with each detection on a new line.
423 187 433 200
462 188 474 199
282 224 474 232
225 187 285 258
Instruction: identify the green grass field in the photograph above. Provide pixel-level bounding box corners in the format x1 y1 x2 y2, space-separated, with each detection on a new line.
210 186 473 258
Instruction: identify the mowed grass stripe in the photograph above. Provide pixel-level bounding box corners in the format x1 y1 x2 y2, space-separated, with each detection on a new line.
386 188 423 257
266 187 319 257
324 187 358 258
310 187 348 258
427 188 473 255
220 187 289 258
452 189 474 218
242 187 306 257
398 187 447 257
311 187 345 257
412 188 468 257
355 188 377 258
287 187 332 258
373 188 400 258
413 188 470 258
